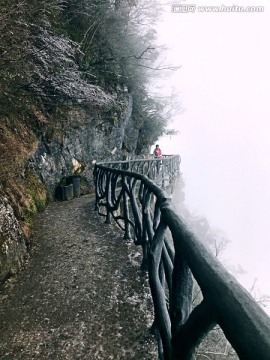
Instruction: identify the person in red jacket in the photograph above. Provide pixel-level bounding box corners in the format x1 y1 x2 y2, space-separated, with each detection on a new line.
153 144 162 159
153 144 162 174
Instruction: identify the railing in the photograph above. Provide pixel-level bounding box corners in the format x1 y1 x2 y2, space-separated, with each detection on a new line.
93 155 270 360
98 155 180 190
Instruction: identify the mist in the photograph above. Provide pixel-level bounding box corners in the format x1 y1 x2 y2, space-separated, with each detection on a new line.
154 0 270 313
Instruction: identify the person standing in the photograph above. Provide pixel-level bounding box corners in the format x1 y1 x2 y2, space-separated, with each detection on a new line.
153 144 162 174
153 144 162 159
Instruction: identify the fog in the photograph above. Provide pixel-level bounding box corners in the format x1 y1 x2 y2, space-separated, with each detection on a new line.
155 0 270 313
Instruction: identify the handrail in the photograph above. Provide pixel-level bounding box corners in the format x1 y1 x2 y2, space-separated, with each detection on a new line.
93 155 270 360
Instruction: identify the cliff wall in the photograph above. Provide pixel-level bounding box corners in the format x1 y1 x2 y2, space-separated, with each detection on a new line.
29 93 137 192
0 0 167 283
0 91 141 281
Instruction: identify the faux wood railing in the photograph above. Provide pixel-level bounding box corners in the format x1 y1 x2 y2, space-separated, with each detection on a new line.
93 155 270 360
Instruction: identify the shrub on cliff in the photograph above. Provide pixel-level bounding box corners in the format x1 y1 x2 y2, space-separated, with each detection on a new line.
0 0 114 114
0 0 175 144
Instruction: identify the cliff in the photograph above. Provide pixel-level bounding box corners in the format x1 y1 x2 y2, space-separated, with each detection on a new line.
29 93 137 191
0 0 169 281
0 89 144 281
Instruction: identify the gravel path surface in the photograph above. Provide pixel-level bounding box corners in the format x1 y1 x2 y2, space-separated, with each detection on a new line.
0 195 157 359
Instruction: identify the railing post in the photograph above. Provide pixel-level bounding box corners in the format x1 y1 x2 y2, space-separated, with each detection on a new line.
105 172 112 224
141 188 154 269
122 175 132 240
161 160 165 188
141 210 150 269
148 220 173 360
170 247 193 357
93 165 99 211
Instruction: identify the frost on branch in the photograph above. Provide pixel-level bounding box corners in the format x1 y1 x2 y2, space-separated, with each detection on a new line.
28 30 114 107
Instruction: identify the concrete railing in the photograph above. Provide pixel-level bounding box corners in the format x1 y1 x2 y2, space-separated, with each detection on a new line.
93 155 270 360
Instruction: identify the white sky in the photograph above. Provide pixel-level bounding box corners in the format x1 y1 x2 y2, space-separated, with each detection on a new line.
155 0 270 312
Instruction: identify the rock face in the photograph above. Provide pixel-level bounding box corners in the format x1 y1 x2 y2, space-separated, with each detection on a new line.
0 91 142 281
28 93 138 193
0 198 28 282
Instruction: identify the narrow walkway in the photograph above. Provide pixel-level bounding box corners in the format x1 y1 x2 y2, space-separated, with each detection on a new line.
0 195 157 359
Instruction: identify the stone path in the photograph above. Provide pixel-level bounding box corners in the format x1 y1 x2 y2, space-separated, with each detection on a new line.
0 195 157 359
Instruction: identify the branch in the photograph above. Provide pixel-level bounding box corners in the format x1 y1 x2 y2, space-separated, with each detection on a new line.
136 63 180 71
120 46 155 60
